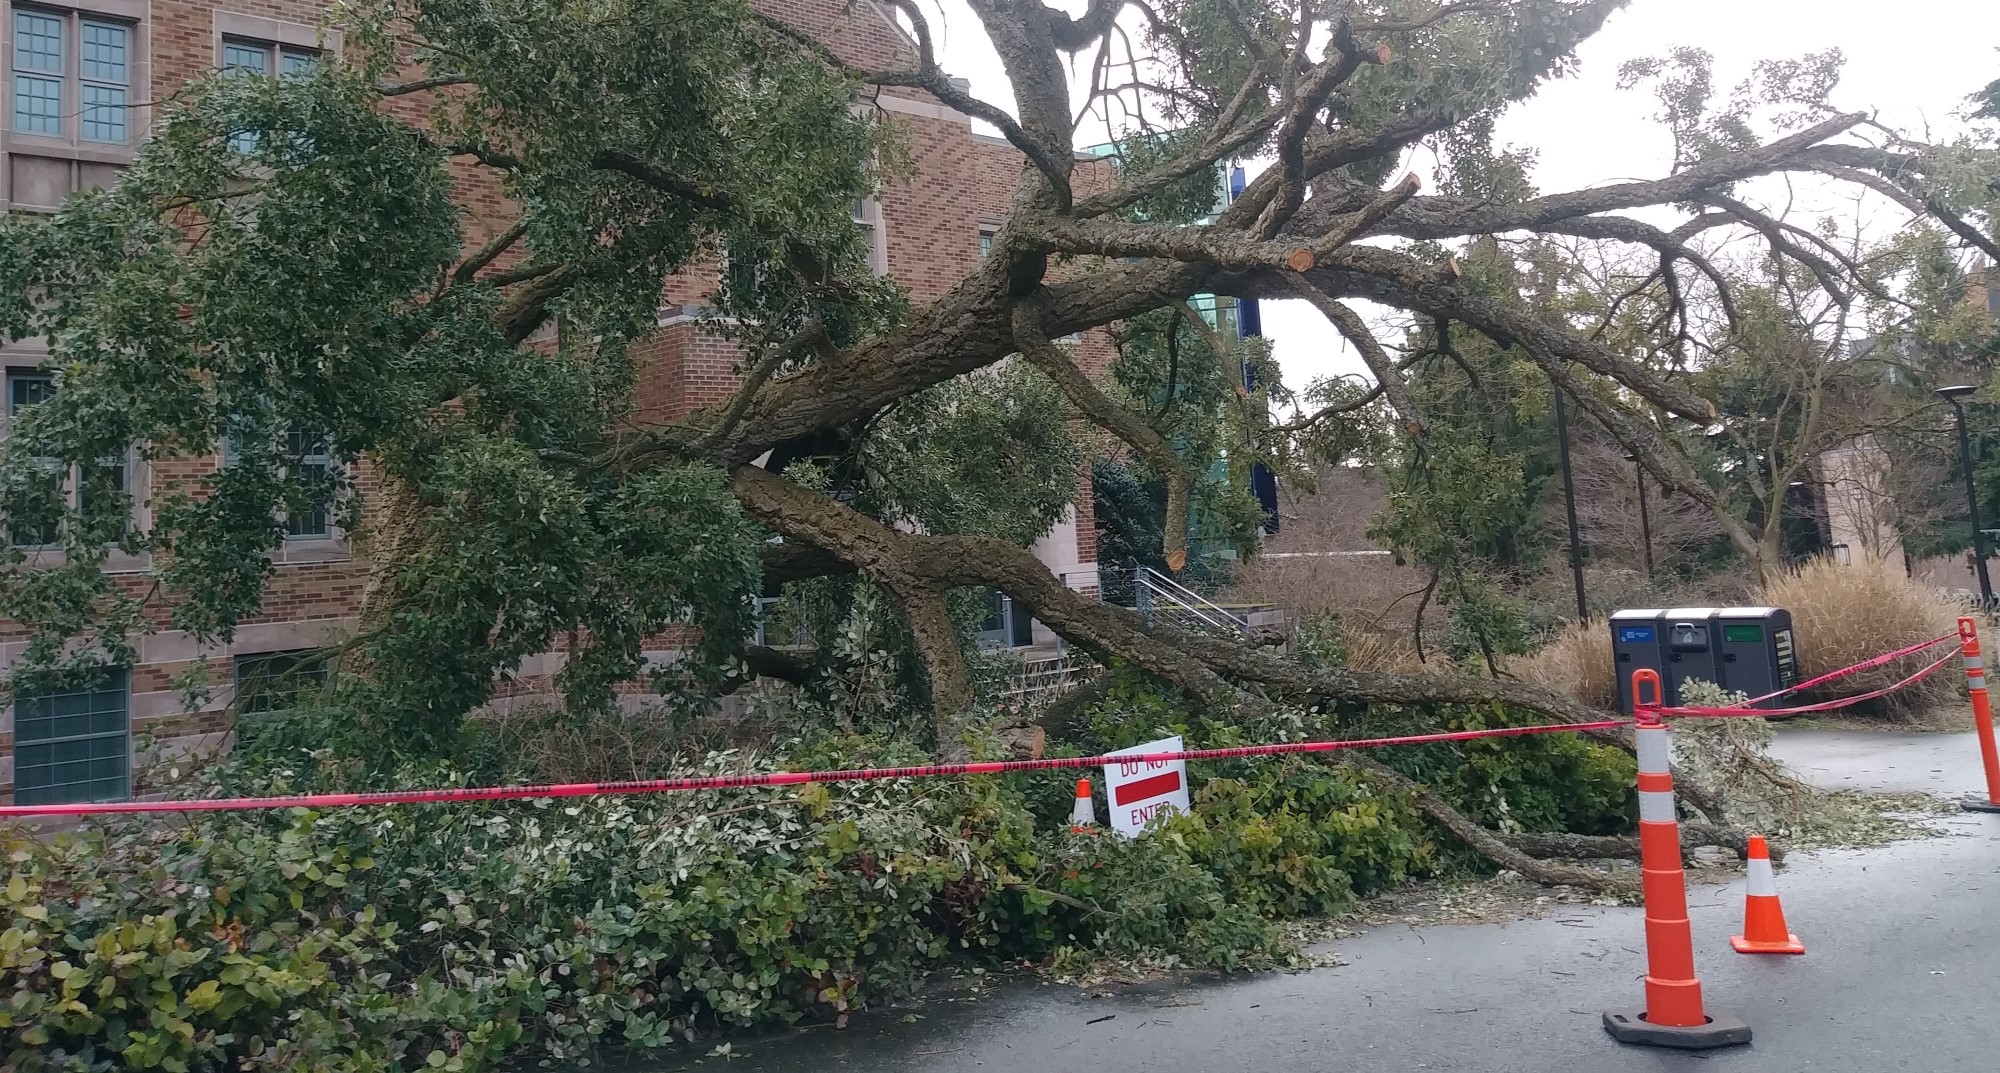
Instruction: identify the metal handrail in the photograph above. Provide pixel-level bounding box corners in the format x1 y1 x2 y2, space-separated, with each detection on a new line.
1137 565 1218 607
1134 568 1248 637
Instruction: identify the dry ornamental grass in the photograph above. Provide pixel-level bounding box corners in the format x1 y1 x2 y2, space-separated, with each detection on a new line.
1754 556 1961 719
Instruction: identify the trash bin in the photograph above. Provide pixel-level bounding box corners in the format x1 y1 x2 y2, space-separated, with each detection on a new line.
1712 607 1799 707
1610 609 1668 714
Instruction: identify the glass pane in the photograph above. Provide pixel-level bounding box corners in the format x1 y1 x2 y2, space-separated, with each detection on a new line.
222 42 269 74
8 460 63 548
13 669 129 805
14 12 63 72
236 650 330 713
279 48 315 77
77 453 127 530
9 372 55 413
285 461 331 537
80 21 127 82
286 426 329 461
81 84 127 142
13 74 61 136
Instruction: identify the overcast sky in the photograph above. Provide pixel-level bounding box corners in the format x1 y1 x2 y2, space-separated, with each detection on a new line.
918 0 2000 396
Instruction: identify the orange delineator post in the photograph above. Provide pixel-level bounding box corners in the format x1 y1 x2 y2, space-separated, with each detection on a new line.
1603 668 1751 1049
1956 617 2000 814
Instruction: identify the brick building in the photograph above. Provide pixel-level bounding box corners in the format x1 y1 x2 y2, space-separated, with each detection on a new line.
0 0 1109 803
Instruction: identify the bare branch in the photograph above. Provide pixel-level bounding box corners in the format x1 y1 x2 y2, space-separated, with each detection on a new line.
1693 192 1855 306
694 319 830 454
378 74 472 96
1279 272 1424 431
1539 214 1741 329
1014 304 1197 568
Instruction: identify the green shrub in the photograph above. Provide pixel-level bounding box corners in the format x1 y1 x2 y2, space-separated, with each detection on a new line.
4 676 1640 1070
1165 761 1430 917
4 755 979 1071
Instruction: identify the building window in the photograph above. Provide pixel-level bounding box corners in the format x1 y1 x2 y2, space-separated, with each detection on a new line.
9 8 132 144
220 37 316 151
220 36 316 76
852 196 887 275
234 649 329 713
13 667 130 805
222 417 337 539
979 225 997 260
283 426 332 538
4 367 130 547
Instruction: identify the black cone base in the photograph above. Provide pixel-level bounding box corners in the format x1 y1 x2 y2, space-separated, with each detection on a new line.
1602 1007 1752 1049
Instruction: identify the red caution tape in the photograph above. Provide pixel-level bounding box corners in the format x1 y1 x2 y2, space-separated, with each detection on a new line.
0 718 1630 818
1739 633 1956 706
0 634 1966 818
1655 650 1958 720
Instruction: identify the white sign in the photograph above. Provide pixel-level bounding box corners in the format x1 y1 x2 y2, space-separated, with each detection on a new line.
1103 735 1191 838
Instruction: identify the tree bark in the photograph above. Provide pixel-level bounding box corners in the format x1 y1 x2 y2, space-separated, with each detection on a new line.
1342 755 1639 895
1502 824 1779 864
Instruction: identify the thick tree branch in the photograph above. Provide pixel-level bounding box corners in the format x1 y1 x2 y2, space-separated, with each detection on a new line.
1014 305 1197 569
590 149 735 211
1790 144 2000 265
1048 0 1125 51
1345 755 1637 894
1288 246 1718 422
1334 111 1868 243
453 219 529 285
693 319 829 454
1256 17 1388 239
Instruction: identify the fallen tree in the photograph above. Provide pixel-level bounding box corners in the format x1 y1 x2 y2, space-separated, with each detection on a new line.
1 0 1993 889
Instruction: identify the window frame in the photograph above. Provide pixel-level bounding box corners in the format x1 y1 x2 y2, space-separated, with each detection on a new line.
5 3 139 148
853 195 888 275
219 415 349 556
217 33 318 152
232 648 330 714
3 365 140 553
11 665 131 805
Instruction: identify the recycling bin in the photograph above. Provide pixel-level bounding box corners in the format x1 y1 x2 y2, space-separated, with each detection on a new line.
1712 606 1800 706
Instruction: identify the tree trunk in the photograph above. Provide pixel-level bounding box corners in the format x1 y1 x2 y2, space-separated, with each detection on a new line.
1501 823 1776 863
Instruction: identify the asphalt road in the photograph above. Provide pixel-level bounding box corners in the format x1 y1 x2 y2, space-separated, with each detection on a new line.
624 730 2000 1073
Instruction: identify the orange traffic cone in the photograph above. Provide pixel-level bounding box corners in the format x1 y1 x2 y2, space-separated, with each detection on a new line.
1069 777 1097 832
1730 835 1804 955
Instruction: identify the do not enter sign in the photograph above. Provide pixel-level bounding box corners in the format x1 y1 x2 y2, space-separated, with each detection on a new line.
1103 735 1191 838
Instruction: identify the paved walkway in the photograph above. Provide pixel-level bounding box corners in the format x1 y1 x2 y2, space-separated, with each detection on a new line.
622 730 2000 1073
1768 728 1988 797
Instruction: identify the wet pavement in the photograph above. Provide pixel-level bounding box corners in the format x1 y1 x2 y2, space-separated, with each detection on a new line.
614 730 2000 1073
1767 728 1989 798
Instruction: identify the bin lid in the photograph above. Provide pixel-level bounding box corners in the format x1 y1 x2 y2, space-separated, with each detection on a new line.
1713 605 1784 618
1609 608 1663 621
1662 607 1716 620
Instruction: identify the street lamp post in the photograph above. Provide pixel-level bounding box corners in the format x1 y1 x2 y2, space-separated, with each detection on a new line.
1626 452 1654 578
1938 385 1994 612
1553 382 1587 619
